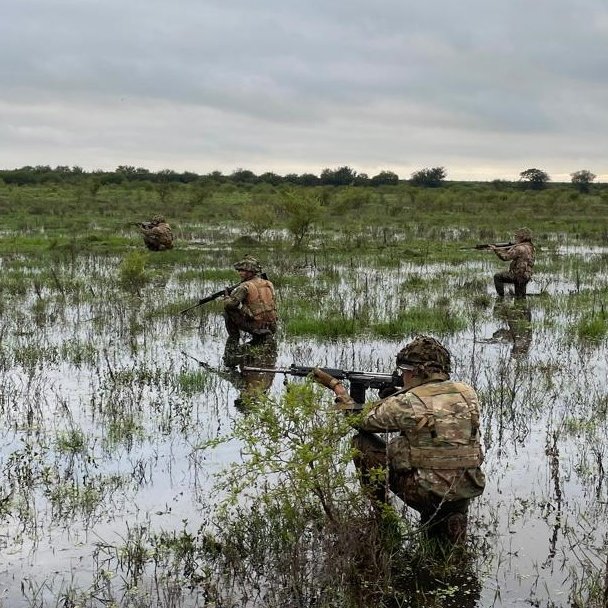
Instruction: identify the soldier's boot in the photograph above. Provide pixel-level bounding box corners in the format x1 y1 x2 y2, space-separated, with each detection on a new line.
493 276 505 297
445 513 468 545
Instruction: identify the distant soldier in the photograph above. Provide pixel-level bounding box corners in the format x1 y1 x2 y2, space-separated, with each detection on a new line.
223 256 277 367
140 215 173 251
317 336 485 544
490 228 535 298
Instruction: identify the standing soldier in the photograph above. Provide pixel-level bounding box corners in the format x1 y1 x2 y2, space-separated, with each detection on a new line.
140 215 174 251
490 227 535 298
315 336 485 544
223 256 277 367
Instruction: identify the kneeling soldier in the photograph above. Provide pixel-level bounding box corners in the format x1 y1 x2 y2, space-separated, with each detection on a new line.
222 256 277 367
140 215 174 251
318 335 485 544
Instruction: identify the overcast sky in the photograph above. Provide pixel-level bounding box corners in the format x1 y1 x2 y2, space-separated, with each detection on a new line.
2 0 607 181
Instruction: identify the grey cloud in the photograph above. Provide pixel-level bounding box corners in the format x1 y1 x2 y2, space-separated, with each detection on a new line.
1 0 607 178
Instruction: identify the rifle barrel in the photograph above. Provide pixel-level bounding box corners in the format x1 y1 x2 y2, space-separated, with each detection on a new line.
240 365 400 386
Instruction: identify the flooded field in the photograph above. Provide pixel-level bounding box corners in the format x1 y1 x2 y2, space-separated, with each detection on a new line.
0 223 607 608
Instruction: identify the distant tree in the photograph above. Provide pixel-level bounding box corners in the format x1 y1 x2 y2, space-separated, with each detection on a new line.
230 168 258 184
370 170 399 186
353 173 369 186
88 177 102 198
156 168 179 182
279 191 322 247
181 171 199 183
116 165 137 176
259 172 282 186
320 166 357 186
297 173 320 186
519 168 550 190
284 173 300 184
207 171 226 183
156 169 177 202
241 204 276 241
410 167 446 188
570 169 596 194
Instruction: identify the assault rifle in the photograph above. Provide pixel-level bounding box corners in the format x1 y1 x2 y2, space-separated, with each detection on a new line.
179 272 269 315
240 364 403 405
465 242 514 250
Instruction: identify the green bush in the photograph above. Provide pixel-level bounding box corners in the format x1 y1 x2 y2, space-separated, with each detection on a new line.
118 251 150 293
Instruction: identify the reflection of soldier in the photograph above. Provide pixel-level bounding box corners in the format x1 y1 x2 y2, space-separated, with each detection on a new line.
223 257 277 368
491 227 535 298
232 337 278 410
319 336 485 544
140 215 174 251
398 548 482 607
492 299 532 357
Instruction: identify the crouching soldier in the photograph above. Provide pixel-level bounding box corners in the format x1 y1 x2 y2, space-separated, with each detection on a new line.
140 215 174 251
316 336 485 544
222 256 277 367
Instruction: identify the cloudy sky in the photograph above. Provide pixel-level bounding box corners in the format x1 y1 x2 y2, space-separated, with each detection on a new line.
2 0 607 181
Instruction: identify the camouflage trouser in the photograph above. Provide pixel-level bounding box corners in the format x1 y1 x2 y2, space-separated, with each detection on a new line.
352 432 469 542
223 310 276 339
493 271 529 298
223 311 277 369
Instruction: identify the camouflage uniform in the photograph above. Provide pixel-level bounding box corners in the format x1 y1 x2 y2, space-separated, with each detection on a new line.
493 228 535 297
338 337 485 542
233 336 278 411
223 257 277 365
141 215 174 251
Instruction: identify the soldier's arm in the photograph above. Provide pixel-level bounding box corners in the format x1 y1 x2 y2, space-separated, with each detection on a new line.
493 244 520 261
356 394 415 433
223 283 248 310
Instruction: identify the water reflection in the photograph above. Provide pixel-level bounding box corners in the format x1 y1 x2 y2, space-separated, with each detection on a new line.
392 546 482 608
491 299 532 359
222 335 278 410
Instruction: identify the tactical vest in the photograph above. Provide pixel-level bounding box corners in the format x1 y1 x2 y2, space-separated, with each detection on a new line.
405 381 482 469
244 277 277 325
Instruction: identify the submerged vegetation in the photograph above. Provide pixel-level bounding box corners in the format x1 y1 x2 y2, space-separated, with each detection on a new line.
0 179 607 606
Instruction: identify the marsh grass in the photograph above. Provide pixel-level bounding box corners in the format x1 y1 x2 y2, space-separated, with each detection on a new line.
573 306 608 342
1 184 608 606
119 251 151 293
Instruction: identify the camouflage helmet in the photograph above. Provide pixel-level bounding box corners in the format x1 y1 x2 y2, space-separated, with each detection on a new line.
234 256 262 274
514 227 532 242
396 335 451 375
151 214 166 224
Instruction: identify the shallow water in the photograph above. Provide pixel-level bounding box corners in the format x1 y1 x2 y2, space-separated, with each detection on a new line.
0 251 607 607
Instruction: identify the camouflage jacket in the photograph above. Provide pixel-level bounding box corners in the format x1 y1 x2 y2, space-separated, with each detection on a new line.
224 276 277 326
141 222 173 250
352 376 485 501
494 241 535 281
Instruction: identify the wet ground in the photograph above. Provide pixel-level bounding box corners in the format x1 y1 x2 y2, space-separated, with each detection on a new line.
0 247 607 607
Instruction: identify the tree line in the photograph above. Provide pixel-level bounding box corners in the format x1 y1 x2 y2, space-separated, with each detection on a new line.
0 164 599 192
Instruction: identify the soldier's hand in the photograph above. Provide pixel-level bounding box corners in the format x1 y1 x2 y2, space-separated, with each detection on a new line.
311 368 338 389
334 394 361 412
